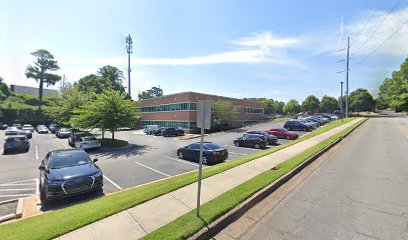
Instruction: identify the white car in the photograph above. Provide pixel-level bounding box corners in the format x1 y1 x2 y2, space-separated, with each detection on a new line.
5 127 20 135
22 124 34 132
37 127 49 134
75 136 101 150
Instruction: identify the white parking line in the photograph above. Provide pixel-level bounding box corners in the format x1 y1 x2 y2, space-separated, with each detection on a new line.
224 145 261 151
134 161 171 177
0 188 35 191
0 183 36 186
164 155 199 167
0 179 36 184
228 151 248 156
35 178 40 194
35 145 39 160
103 175 122 190
0 194 32 198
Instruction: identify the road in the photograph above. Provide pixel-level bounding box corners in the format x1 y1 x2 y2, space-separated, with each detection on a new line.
241 116 408 240
0 119 307 205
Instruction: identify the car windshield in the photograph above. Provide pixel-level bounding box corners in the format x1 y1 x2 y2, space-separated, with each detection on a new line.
204 143 222 150
49 152 92 169
7 127 18 131
82 137 97 141
6 137 26 142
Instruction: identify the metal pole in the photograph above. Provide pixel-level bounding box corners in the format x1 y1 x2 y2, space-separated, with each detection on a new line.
125 34 133 97
340 81 344 116
127 52 131 96
345 37 350 118
196 113 204 217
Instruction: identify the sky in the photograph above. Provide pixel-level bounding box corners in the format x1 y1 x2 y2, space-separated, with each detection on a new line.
1 0 408 102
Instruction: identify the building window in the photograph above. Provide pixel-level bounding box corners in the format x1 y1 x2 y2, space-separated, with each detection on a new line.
141 120 197 129
245 108 264 114
140 102 198 112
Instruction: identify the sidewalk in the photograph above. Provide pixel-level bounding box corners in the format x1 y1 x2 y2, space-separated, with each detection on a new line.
56 119 361 240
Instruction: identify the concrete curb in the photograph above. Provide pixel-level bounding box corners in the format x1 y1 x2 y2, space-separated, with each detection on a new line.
0 198 24 223
191 118 367 240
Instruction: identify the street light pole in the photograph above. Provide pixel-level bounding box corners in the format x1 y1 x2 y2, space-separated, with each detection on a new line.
125 34 133 97
340 81 344 116
345 37 350 118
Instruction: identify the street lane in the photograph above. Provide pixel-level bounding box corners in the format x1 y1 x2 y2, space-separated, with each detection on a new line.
242 117 408 240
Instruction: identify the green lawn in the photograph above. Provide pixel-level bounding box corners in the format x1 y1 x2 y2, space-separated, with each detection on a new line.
0 117 359 240
142 118 367 240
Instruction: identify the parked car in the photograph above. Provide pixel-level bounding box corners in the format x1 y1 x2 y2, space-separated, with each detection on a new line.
245 131 277 145
265 128 299 140
74 136 101 150
306 118 324 125
300 119 319 129
3 135 30 154
177 142 228 164
284 120 314 131
234 134 268 149
319 115 333 121
37 126 49 134
22 124 35 132
5 127 20 135
38 149 103 205
0 124 8 130
49 123 59 133
19 129 33 139
56 128 72 138
308 116 329 124
162 128 184 137
144 125 160 135
68 132 87 147
12 124 22 129
153 127 167 136
329 114 339 120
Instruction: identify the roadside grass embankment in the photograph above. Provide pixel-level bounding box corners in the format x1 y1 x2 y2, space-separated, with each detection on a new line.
0 118 359 240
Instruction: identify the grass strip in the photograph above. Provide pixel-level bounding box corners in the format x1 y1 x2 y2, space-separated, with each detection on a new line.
0 118 358 240
142 118 367 240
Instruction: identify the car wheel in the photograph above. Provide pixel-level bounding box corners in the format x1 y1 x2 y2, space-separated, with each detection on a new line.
26 148 29 152
178 151 184 159
3 150 7 155
234 142 240 147
40 189 48 206
286 135 291 140
255 143 261 149
202 156 208 165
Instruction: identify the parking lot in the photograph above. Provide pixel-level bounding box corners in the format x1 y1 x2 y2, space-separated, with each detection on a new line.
0 120 308 207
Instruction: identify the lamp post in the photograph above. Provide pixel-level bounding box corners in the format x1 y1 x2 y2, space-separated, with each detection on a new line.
125 34 133 97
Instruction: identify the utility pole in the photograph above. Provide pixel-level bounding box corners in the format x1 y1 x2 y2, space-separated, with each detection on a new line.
340 81 344 116
125 34 133 97
345 37 350 118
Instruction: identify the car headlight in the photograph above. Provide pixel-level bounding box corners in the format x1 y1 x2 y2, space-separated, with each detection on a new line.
93 171 103 178
48 180 64 185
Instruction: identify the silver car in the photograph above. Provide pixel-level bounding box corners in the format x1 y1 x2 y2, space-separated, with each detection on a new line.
5 127 20 135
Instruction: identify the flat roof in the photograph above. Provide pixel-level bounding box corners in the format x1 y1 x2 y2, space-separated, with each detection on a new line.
138 91 264 105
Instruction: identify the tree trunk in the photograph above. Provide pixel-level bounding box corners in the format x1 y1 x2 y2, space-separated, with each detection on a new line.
102 129 105 139
38 79 44 110
111 129 115 140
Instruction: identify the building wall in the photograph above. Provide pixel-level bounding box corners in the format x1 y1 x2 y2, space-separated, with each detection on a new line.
138 92 265 132
10 85 58 98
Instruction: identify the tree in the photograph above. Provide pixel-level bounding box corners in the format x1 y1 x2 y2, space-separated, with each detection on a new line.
138 86 164 100
283 99 301 115
319 95 338 113
71 89 140 140
349 88 375 113
45 83 90 125
211 100 238 130
0 76 11 100
261 99 274 116
375 96 389 110
77 66 126 94
25 49 61 109
378 57 408 112
302 95 320 113
273 101 285 114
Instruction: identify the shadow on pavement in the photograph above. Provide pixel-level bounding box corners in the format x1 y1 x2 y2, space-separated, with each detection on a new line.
40 189 105 212
89 144 150 159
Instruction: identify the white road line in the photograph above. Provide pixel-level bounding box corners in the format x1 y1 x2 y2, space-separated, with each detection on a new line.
0 183 36 186
0 179 36 184
0 189 35 191
103 175 122 190
0 194 32 198
164 155 199 167
224 145 260 151
35 145 39 160
228 151 248 156
35 178 40 194
134 161 171 177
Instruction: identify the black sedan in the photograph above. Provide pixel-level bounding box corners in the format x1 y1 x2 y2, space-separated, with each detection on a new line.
177 142 228 165
38 149 103 205
234 134 268 149
245 131 277 145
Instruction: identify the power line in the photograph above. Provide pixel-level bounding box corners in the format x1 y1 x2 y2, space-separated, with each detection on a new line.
352 0 401 57
351 0 383 46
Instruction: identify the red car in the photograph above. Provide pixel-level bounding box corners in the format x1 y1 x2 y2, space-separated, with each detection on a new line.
265 128 298 140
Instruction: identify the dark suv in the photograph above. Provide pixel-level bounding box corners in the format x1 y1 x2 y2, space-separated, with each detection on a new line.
162 128 184 137
245 131 277 145
38 149 103 204
284 120 313 131
234 134 268 149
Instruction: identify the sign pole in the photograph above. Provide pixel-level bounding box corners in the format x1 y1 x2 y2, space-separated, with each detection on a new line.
196 112 204 217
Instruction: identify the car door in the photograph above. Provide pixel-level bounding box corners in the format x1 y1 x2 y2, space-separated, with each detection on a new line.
187 144 200 161
241 135 250 147
39 152 51 189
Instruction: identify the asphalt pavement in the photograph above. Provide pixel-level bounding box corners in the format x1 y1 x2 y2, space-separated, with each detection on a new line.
241 116 408 240
0 119 307 205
